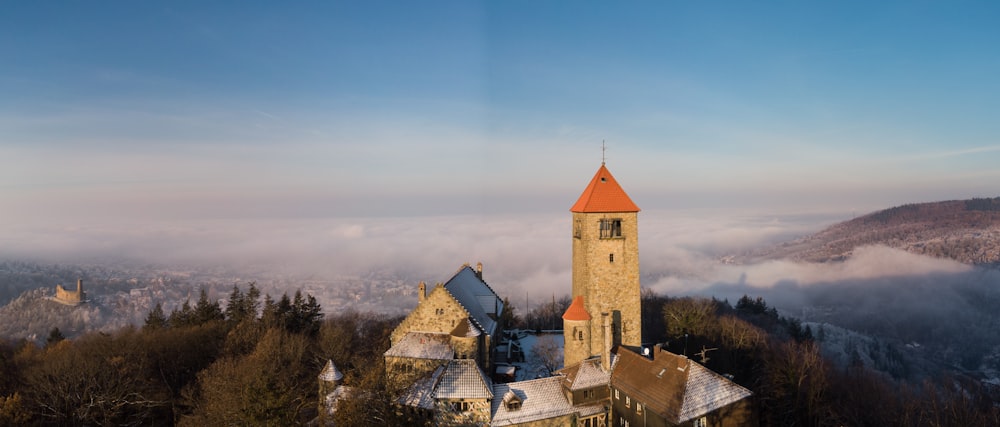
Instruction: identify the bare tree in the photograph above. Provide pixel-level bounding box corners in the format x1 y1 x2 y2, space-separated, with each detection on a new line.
531 335 563 374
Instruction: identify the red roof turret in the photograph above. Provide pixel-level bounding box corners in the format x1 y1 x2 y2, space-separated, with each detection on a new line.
562 295 592 321
570 164 640 213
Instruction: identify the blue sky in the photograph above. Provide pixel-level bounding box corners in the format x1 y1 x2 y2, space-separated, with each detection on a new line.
3 1 1000 225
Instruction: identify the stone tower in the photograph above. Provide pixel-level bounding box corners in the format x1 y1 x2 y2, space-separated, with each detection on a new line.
569 163 641 352
562 295 593 367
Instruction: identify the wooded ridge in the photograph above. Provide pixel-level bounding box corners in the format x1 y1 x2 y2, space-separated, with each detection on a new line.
738 197 1000 265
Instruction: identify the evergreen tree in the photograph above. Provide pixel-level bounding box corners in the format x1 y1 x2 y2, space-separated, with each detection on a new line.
194 288 224 325
143 302 168 330
169 300 195 328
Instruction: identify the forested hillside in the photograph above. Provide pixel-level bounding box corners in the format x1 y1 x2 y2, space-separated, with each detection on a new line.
740 197 1000 265
3 286 998 425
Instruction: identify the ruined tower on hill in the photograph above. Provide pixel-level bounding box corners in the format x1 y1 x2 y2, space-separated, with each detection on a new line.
565 163 641 367
54 279 85 306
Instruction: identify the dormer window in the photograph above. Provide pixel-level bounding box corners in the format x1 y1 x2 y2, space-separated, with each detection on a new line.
600 219 622 239
503 390 522 411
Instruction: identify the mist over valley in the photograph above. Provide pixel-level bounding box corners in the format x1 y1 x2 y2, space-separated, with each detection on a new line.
4 200 1000 386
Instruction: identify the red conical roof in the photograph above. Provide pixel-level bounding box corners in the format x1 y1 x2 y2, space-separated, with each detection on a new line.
562 295 591 321
570 164 640 213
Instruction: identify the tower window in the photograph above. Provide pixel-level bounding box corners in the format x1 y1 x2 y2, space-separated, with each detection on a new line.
609 253 614 263
600 219 622 239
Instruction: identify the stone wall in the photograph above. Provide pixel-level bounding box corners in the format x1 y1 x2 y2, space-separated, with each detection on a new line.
572 211 642 349
390 284 470 345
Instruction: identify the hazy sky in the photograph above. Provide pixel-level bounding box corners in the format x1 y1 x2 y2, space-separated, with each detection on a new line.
4 1 1000 227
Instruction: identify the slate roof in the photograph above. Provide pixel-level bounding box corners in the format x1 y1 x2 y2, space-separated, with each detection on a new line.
384 332 454 360
435 359 494 400
562 295 591 321
570 164 640 213
558 357 609 391
318 359 344 382
610 348 752 424
490 376 606 426
443 266 503 336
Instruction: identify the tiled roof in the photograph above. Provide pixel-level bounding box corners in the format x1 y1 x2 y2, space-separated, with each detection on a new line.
558 357 609 391
318 359 344 382
399 365 447 409
570 164 640 213
611 348 752 424
490 376 606 426
444 266 502 336
384 332 454 360
435 359 494 400
562 295 591 321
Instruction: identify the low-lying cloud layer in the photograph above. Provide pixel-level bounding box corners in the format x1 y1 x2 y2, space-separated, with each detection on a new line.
3 208 990 311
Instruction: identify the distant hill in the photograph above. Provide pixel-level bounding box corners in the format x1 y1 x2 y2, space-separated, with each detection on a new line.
739 197 1000 265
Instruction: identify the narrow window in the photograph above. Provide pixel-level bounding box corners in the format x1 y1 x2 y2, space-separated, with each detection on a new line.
578 330 584 341
609 253 614 263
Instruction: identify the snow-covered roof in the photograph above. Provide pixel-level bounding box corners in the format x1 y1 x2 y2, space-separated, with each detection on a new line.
318 359 344 382
434 359 493 400
384 332 454 360
443 266 502 336
398 365 447 409
558 357 609 391
679 362 754 422
490 376 605 426
611 348 752 424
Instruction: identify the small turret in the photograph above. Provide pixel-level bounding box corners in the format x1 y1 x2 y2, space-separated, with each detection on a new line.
562 296 592 367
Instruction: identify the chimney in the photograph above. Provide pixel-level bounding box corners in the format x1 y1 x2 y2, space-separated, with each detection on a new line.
418 281 426 302
602 312 612 372
653 343 663 359
77 279 83 293
475 262 483 280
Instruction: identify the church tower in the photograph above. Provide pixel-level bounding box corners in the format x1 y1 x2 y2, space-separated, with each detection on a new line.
569 163 641 352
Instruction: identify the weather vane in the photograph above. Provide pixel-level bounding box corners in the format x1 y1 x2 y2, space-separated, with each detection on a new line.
602 140 606 165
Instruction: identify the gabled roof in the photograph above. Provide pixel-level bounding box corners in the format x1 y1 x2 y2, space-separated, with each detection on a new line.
490 376 606 426
570 164 640 213
558 357 609 391
435 359 494 400
562 295 591 321
318 359 344 382
611 348 752 424
443 265 503 336
384 332 454 360
399 365 447 409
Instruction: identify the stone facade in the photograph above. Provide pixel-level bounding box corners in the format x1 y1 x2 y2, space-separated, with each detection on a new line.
572 210 641 350
390 283 469 345
434 398 493 425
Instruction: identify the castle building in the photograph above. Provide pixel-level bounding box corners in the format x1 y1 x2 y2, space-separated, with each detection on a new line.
385 263 503 384
320 161 753 426
566 163 642 367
